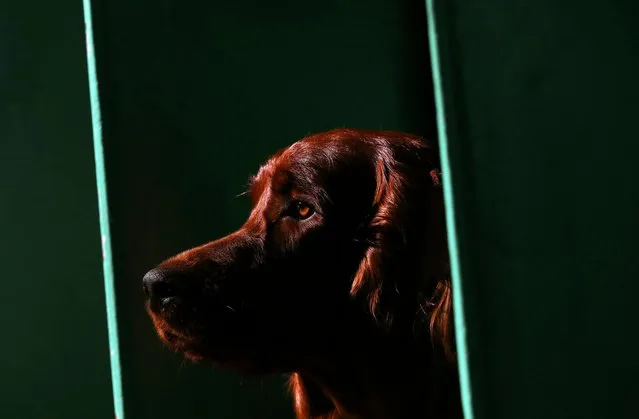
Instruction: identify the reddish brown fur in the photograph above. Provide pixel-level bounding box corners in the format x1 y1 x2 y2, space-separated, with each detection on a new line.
143 128 462 419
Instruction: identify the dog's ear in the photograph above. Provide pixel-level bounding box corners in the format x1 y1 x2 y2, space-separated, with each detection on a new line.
429 277 455 360
350 155 405 324
350 140 454 357
424 167 456 360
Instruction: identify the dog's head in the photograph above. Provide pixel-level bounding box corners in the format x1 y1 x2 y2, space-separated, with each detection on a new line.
143 129 450 374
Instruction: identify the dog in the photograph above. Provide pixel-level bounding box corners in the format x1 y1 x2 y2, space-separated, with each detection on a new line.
143 128 462 419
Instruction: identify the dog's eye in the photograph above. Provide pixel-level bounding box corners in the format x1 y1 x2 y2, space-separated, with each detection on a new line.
293 201 314 220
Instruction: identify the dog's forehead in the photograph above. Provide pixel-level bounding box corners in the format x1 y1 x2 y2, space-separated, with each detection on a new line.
249 161 274 203
279 137 357 172
253 142 320 184
250 131 379 202
248 159 294 208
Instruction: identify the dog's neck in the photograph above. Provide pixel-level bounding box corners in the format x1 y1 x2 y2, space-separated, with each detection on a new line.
288 324 461 419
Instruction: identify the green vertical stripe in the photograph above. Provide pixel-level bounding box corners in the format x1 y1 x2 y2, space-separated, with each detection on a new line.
81 1 125 417
425 1 474 418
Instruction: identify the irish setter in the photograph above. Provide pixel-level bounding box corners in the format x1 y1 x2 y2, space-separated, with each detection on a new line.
143 128 462 419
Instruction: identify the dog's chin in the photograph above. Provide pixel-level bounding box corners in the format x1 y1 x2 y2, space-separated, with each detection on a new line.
148 311 293 376
170 335 290 376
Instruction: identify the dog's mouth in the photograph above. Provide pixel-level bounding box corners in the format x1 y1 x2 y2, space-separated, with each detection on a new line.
146 300 250 360
145 301 296 374
147 304 200 350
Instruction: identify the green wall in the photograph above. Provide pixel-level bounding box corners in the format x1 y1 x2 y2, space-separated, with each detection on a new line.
0 1 113 418
90 0 436 417
430 0 639 418
10 0 638 417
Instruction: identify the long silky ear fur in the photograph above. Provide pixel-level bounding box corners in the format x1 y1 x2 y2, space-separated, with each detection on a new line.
429 277 455 360
350 141 455 359
426 168 456 360
350 156 407 325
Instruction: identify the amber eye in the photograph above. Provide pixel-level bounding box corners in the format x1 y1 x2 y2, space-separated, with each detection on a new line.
293 201 314 219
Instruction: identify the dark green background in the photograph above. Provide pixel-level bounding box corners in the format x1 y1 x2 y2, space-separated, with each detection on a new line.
432 0 639 418
0 1 114 418
91 0 435 418
1 0 435 417
5 0 639 417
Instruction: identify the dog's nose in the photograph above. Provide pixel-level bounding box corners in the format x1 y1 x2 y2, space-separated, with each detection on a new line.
142 268 175 300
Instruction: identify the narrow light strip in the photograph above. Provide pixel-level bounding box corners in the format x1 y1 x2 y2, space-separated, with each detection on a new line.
425 1 475 418
81 1 126 417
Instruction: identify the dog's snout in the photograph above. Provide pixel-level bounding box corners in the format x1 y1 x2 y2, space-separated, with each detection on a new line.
142 268 175 300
